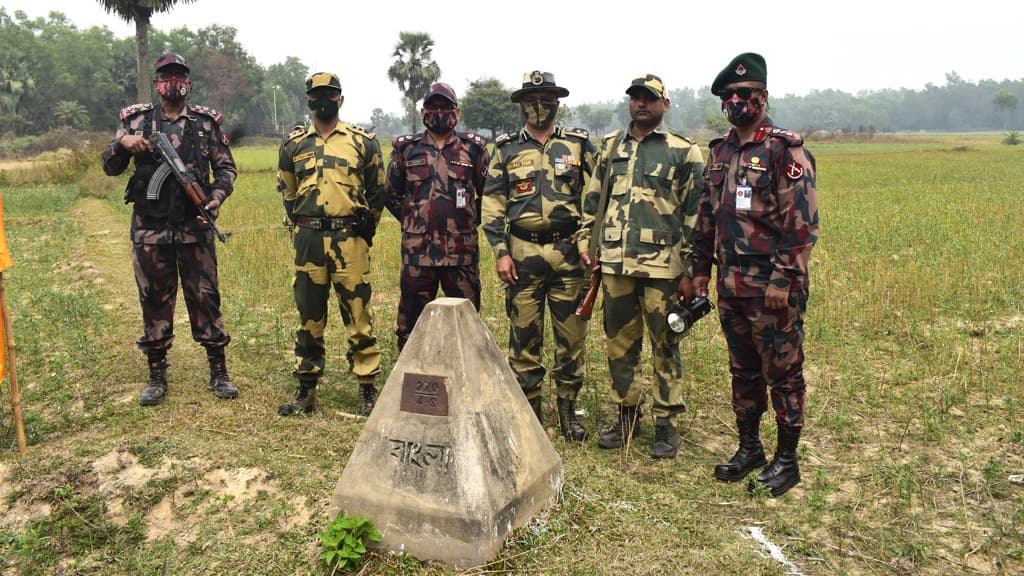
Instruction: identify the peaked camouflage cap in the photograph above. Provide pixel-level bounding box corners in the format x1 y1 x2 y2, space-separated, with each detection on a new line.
423 82 458 105
154 52 189 74
306 72 342 94
510 71 570 102
711 52 767 95
626 74 666 99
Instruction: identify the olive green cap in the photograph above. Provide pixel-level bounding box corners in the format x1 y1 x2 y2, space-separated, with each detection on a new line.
711 53 767 96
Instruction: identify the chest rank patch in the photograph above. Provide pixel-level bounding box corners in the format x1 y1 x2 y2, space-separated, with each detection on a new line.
515 179 534 193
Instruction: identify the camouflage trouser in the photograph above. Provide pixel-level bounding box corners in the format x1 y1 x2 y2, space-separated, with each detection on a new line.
292 228 381 383
602 274 684 423
506 238 585 400
396 262 480 351
717 292 807 427
131 240 230 357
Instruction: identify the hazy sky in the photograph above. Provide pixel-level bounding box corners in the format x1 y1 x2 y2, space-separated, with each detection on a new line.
4 0 1021 123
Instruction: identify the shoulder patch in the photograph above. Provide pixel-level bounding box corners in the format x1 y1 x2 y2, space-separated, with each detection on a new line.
495 132 515 147
562 127 589 140
346 122 375 138
189 104 223 124
459 131 487 147
769 127 804 147
119 102 153 121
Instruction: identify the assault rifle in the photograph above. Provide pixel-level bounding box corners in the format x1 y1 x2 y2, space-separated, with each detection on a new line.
148 132 231 242
574 133 622 319
575 268 601 320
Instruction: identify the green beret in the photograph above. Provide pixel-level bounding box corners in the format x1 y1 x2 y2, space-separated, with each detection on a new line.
711 53 767 96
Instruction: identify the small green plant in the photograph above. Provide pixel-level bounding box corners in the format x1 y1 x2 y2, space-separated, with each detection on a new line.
316 512 381 573
1004 130 1021 145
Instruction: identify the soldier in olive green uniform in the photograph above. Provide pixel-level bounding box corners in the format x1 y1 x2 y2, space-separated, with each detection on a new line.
482 71 596 442
276 72 385 417
577 75 705 458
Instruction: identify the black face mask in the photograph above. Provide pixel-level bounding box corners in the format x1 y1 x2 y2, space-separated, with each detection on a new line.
308 97 339 121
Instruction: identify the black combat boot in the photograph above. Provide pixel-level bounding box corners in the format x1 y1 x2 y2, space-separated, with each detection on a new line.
528 396 543 425
278 379 317 416
140 356 168 406
206 348 238 399
358 382 377 417
557 397 587 442
714 412 768 482
748 425 802 497
597 404 642 449
650 418 679 459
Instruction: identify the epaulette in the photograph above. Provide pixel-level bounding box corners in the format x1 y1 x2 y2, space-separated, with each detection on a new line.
345 122 375 139
665 129 694 144
392 133 422 149
119 102 153 121
287 124 308 142
602 129 624 143
709 135 726 149
561 127 589 140
459 131 487 148
767 127 803 146
189 104 223 124
494 131 516 147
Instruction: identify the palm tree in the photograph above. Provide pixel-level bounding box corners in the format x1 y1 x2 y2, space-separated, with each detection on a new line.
386 32 441 133
54 100 89 129
96 0 198 102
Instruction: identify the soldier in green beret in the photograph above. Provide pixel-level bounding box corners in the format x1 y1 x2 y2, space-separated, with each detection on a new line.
694 53 819 497
577 74 705 458
481 71 596 441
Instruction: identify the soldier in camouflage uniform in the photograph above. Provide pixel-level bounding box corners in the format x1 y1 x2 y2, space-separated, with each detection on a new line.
385 82 489 352
481 71 596 442
276 72 385 417
101 52 238 407
577 75 704 458
693 53 819 497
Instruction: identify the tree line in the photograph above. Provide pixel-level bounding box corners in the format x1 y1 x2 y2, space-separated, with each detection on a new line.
1 8 1021 146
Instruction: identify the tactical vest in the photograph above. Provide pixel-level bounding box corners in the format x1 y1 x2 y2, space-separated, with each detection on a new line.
125 107 208 223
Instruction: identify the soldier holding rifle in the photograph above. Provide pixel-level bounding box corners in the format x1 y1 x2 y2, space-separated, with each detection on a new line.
102 52 238 407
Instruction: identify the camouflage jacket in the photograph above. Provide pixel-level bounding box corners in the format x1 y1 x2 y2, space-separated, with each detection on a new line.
277 122 385 223
481 126 596 259
385 130 489 266
102 102 237 244
577 124 704 280
692 119 819 297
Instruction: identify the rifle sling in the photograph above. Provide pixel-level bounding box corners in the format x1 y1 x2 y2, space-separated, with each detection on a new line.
587 133 623 264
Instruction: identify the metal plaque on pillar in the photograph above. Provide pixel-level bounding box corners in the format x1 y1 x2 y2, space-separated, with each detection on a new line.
400 372 448 416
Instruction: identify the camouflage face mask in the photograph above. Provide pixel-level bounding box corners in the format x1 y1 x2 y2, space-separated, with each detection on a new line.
521 101 558 127
155 78 190 102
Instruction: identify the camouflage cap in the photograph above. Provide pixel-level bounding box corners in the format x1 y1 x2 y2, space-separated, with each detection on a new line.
306 72 342 94
423 82 458 105
510 71 570 102
711 52 767 96
154 53 189 74
626 74 666 99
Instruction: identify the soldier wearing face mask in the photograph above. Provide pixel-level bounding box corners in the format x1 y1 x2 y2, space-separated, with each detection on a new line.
481 71 596 442
693 53 819 497
276 72 386 417
101 52 238 407
384 82 490 352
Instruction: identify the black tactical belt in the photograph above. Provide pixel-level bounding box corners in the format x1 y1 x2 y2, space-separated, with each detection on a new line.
292 215 357 231
509 223 578 245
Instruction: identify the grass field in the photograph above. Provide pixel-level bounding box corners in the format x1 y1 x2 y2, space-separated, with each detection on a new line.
0 132 1022 575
